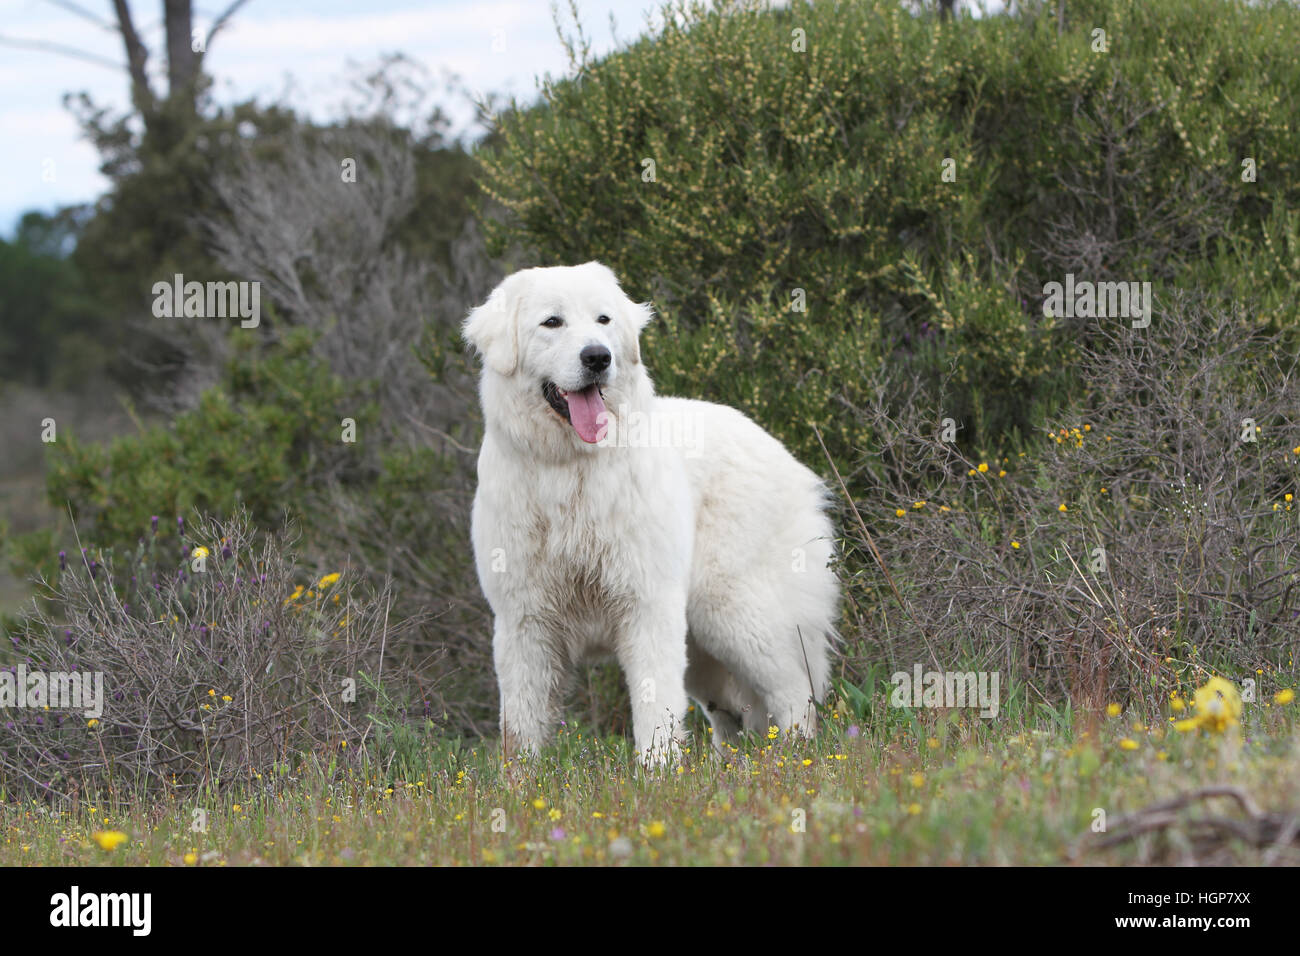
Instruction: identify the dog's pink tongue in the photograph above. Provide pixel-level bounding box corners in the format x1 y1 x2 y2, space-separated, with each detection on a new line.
566 385 608 443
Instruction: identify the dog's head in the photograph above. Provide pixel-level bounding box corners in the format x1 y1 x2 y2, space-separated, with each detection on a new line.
464 262 654 446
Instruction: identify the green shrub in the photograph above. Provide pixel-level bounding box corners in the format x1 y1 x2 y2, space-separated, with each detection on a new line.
40 329 376 557
477 0 1300 470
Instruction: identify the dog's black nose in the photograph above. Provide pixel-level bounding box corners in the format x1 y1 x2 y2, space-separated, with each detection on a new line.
580 344 611 373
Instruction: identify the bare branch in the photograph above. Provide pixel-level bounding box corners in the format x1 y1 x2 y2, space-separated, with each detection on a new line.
110 0 156 113
205 0 253 46
0 34 123 71
41 0 115 31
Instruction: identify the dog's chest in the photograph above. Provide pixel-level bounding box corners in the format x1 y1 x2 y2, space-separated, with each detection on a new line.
476 439 691 634
517 469 657 614
532 491 635 582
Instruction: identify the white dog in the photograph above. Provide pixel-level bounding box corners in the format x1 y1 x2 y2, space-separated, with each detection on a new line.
464 262 839 764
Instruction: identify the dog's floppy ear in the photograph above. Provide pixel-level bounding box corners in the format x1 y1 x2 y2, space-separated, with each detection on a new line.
618 298 654 366
464 274 523 376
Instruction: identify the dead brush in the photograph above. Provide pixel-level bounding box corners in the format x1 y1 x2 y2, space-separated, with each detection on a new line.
1 509 424 804
834 292 1300 711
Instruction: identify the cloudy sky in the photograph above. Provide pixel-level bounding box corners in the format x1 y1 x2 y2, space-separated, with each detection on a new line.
1 0 660 236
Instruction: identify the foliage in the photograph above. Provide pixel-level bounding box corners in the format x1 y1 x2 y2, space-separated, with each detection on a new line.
477 0 1300 467
0 211 105 388
35 330 375 562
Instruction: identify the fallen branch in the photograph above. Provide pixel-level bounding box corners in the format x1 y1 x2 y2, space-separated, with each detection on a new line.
1069 786 1299 861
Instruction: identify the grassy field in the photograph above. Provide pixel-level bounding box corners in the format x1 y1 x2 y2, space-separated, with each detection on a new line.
5 689 1295 867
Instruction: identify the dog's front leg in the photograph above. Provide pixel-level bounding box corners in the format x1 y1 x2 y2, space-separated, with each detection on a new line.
616 591 690 768
493 617 560 762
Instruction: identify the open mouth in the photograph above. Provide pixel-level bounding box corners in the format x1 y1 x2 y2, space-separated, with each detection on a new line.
542 381 608 444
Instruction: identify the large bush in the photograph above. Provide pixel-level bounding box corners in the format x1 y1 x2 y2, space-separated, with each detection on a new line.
476 0 1300 469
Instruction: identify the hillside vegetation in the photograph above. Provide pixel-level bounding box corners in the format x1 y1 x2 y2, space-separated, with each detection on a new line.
1 1 1295 844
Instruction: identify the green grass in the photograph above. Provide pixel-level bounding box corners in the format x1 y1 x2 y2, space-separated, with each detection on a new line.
4 692 1296 866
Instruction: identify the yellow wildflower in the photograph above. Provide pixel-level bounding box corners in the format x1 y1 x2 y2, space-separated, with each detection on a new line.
1173 677 1241 733
91 830 128 851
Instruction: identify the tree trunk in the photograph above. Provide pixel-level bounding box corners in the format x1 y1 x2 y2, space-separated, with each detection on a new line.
164 0 198 112
111 0 156 115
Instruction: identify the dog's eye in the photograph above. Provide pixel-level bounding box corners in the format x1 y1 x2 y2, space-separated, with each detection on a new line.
596 314 611 325
541 316 563 328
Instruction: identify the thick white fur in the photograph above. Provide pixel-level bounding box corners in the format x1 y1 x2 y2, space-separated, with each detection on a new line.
464 262 839 765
